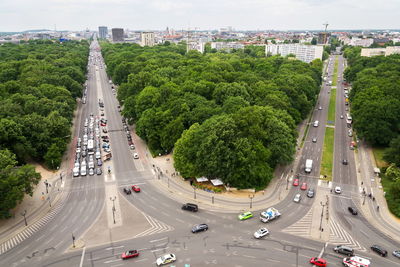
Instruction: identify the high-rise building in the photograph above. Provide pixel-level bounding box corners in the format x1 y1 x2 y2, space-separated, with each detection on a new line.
318 32 331 45
266 44 324 63
99 26 108 39
111 28 124 42
361 46 400 57
141 32 155 47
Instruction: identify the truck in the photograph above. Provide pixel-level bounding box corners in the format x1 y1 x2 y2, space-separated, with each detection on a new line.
343 256 370 267
305 159 313 173
260 207 281 223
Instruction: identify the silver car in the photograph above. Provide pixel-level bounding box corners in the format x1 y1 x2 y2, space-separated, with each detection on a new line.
293 193 301 203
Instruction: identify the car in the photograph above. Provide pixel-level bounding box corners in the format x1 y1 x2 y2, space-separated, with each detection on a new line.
254 227 269 239
371 245 387 256
102 128 108 133
182 203 198 212
97 159 102 166
333 245 354 256
342 159 348 165
123 188 131 195
238 211 253 221
309 257 327 267
88 168 95 176
393 250 400 258
307 188 315 198
340 115 344 119
348 207 358 215
130 144 135 150
121 250 139 259
334 186 342 194
293 193 301 203
96 167 102 175
300 182 307 190
102 138 109 143
100 122 106 126
156 253 176 266
76 147 81 153
318 106 322 110
293 178 299 186
133 153 139 159
312 137 317 143
191 224 208 233
131 185 140 192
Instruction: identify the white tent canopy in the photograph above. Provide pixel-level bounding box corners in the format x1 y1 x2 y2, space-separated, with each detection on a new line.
196 177 208 182
210 179 224 186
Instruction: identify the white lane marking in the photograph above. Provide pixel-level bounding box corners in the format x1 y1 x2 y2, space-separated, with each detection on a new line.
104 259 122 264
135 258 148 262
151 247 169 253
243 255 256 258
79 247 86 267
150 237 168 243
105 245 124 250
176 218 185 223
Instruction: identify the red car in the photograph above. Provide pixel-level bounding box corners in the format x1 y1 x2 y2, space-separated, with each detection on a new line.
293 178 299 186
300 182 307 190
310 257 327 267
121 250 139 259
131 185 141 192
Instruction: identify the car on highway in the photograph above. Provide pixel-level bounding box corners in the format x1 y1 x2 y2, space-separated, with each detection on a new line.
254 227 269 239
133 153 139 159
96 167 102 175
307 188 315 198
309 257 326 267
393 250 400 258
370 245 387 256
131 185 140 192
293 178 299 186
333 245 354 256
121 250 139 259
300 182 307 190
348 207 358 215
191 224 208 233
312 137 317 143
334 186 342 194
293 193 301 203
238 211 253 221
156 253 176 266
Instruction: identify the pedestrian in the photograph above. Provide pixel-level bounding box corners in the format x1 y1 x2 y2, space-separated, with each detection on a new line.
361 181 363 185
377 205 379 211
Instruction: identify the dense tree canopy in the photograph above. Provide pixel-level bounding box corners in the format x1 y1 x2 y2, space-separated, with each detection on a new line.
0 40 88 217
102 42 322 188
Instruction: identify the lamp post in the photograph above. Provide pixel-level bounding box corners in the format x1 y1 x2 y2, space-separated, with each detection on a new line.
110 196 116 224
319 201 325 231
249 194 255 209
193 187 197 199
72 233 76 248
286 176 289 190
47 196 51 207
44 180 49 194
21 210 27 226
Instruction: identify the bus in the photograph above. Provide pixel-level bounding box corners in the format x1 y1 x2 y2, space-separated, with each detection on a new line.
88 139 94 155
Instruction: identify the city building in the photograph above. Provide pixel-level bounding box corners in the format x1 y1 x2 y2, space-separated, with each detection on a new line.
266 44 324 63
361 46 400 57
98 26 108 39
111 28 124 42
141 32 155 47
318 32 331 45
211 42 244 51
349 37 374 47
187 41 205 53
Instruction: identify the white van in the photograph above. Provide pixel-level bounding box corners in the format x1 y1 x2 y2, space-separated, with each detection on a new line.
73 167 80 177
313 121 319 127
80 166 87 176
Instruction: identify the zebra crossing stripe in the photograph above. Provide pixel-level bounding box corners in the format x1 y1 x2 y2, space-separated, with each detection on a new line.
329 218 365 251
282 209 313 237
133 212 173 238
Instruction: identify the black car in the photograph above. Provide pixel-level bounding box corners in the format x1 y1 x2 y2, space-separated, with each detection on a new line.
333 245 354 256
307 188 315 198
371 245 388 257
348 207 358 215
182 203 198 212
191 224 208 233
342 159 348 165
123 188 132 195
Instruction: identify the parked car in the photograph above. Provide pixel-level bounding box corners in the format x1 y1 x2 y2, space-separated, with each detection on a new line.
254 227 269 239
191 224 208 233
133 153 139 159
121 250 139 260
348 207 358 215
334 186 342 194
131 185 140 192
97 159 102 166
371 245 387 257
96 168 102 175
88 168 94 176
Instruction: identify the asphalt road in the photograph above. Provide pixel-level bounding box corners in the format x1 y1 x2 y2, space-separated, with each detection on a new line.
1 45 399 267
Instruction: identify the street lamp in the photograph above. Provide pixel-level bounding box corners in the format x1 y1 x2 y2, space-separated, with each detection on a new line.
44 180 49 194
72 233 76 248
47 196 52 207
249 194 255 209
21 210 27 226
286 176 289 190
193 187 197 199
110 196 116 224
319 201 325 231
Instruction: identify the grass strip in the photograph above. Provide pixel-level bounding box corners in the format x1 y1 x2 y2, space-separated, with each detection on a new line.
327 89 336 124
320 127 335 181
332 56 339 86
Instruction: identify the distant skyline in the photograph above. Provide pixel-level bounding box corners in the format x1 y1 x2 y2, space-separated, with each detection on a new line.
1 0 399 32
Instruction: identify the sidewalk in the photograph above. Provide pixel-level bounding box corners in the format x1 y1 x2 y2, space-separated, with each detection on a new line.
355 141 400 242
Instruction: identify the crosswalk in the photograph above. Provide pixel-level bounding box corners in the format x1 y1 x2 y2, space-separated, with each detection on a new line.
329 218 366 251
134 212 174 238
0 198 65 255
282 209 313 237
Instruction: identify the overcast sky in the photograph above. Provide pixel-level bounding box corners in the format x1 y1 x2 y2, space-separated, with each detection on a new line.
1 0 399 32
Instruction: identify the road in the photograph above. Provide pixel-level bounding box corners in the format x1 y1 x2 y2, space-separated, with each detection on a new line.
0 45 399 267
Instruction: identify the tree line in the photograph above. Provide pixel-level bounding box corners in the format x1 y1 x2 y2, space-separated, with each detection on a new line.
102 42 322 189
344 47 400 216
0 40 89 218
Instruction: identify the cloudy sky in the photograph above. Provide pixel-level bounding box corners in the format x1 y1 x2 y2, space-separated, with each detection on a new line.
1 0 399 32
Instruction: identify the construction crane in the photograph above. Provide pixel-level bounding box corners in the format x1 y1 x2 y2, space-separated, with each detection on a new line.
323 22 329 32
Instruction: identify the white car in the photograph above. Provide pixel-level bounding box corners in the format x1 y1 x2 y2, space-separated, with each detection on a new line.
156 253 176 266
133 153 139 159
335 186 342 194
88 168 94 176
254 228 269 239
293 193 301 203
